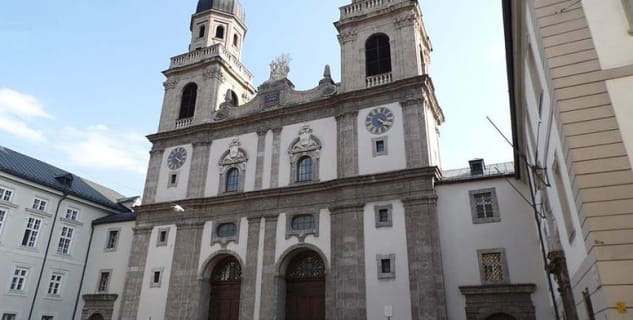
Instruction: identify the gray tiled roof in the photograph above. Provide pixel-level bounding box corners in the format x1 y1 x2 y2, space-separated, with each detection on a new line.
92 211 136 225
440 162 515 182
0 145 129 212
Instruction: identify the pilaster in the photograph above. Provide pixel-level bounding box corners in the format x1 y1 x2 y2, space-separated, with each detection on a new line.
239 217 262 320
259 215 278 320
402 197 448 320
336 111 359 178
401 98 429 168
119 226 152 320
328 204 366 320
142 149 164 205
255 129 268 190
164 222 205 319
270 128 282 188
187 142 212 198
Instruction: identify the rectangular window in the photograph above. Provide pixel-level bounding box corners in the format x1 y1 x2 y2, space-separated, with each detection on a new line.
151 269 163 288
2 314 17 320
10 267 28 291
371 137 389 157
65 208 79 221
0 209 6 235
168 173 178 187
106 230 119 250
374 204 393 228
21 217 42 247
469 188 500 224
47 273 63 296
57 226 74 255
42 316 54 320
97 271 111 292
157 228 169 247
553 160 576 243
478 248 509 284
32 198 48 212
376 254 396 279
381 259 391 273
375 140 385 153
0 186 14 202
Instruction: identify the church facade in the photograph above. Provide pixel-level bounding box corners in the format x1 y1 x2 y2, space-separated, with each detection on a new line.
74 0 554 319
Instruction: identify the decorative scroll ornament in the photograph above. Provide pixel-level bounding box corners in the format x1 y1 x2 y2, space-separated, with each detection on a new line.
269 54 291 81
204 69 224 82
219 138 248 166
337 30 358 44
289 125 321 156
163 79 177 90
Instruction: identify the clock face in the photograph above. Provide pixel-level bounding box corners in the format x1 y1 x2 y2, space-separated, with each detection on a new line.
365 107 394 135
167 147 187 170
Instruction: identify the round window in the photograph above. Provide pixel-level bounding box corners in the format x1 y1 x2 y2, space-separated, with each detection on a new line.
217 223 237 238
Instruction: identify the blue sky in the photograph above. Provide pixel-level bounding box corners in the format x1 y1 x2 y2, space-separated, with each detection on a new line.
0 0 512 197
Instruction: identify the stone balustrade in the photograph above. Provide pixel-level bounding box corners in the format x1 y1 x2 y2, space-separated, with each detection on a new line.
175 117 193 129
169 44 253 82
366 73 392 88
340 0 395 19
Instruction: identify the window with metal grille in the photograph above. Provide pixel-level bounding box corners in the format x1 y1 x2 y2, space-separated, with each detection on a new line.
0 186 13 202
296 156 313 182
21 217 41 247
474 192 494 219
291 215 315 231
97 271 110 292
365 33 392 76
57 226 74 255
10 267 28 291
48 273 63 295
217 223 237 238
225 168 240 192
32 198 47 211
481 252 503 282
106 230 119 250
179 83 197 119
378 209 390 223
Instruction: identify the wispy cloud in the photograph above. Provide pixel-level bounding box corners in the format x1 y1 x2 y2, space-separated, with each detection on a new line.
58 125 150 175
0 88 51 142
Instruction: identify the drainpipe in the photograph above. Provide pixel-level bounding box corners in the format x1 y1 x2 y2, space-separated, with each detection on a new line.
71 222 96 320
28 191 69 320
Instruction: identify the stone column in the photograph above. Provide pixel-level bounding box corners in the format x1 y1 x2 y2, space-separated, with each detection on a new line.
259 215 278 320
119 226 152 320
401 98 429 168
270 128 282 188
164 222 205 319
142 149 164 205
328 204 366 320
336 111 359 178
239 217 262 320
187 142 211 198
403 197 448 320
255 129 269 190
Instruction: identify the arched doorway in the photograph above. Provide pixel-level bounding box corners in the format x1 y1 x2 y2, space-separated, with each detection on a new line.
209 256 241 320
88 314 104 320
486 313 516 320
285 251 325 320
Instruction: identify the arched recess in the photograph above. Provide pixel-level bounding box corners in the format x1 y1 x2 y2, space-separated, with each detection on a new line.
486 313 516 320
87 314 104 320
274 244 329 320
197 251 244 320
365 33 392 76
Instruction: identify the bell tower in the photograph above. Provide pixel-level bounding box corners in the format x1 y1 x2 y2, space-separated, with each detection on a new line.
335 0 433 93
156 0 255 133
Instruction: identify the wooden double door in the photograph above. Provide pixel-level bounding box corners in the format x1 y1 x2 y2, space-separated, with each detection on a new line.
285 251 326 320
209 256 241 320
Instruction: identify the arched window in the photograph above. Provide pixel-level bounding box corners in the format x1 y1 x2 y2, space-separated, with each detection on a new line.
297 156 313 182
233 34 239 47
179 83 197 119
365 33 392 76
225 168 240 192
215 25 225 39
230 90 239 106
199 25 206 38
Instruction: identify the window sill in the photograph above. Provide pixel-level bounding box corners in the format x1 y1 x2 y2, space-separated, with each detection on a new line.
0 200 18 208
44 294 62 301
18 245 39 253
472 217 501 224
6 290 27 297
104 248 118 253
54 252 72 258
60 218 83 227
25 208 52 218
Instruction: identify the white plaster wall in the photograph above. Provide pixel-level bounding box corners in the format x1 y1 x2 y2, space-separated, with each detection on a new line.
204 133 258 197
274 210 331 267
426 107 442 168
74 221 135 320
582 0 633 69
363 200 412 320
358 102 407 175
137 225 177 320
437 178 555 320
606 75 633 169
155 144 193 203
277 118 337 187
262 130 273 188
197 217 249 274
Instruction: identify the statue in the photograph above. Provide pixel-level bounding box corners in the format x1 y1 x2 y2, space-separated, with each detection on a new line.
269 54 291 81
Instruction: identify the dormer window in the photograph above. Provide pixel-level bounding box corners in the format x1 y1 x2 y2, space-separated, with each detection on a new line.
469 159 485 176
215 25 225 39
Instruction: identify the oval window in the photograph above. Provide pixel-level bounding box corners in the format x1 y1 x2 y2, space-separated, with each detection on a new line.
217 223 237 237
291 215 315 231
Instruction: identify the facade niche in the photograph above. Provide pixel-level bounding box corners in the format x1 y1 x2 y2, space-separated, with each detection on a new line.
288 125 321 184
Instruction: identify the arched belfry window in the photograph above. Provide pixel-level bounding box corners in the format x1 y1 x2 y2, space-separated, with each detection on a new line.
230 90 239 107
199 25 206 38
179 83 197 119
218 138 248 193
288 125 321 184
215 25 225 39
233 34 239 47
365 33 392 76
